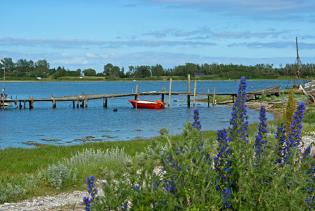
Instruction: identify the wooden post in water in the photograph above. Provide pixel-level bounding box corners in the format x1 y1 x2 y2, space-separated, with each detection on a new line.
168 78 172 108
52 97 56 109
161 93 165 103
134 84 139 100
104 97 108 108
193 80 197 107
29 97 34 109
76 98 79 108
207 95 210 107
212 88 216 106
15 97 18 109
80 100 84 108
72 101 75 108
23 100 26 109
85 96 88 108
19 101 22 109
187 74 191 108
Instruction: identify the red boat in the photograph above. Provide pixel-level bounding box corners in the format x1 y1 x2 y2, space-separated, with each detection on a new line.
128 99 165 109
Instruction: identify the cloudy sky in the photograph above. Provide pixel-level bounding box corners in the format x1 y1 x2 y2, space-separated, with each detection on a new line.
1 0 315 71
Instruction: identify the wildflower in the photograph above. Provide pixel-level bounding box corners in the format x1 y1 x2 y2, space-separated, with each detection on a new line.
122 200 133 210
275 124 288 164
163 179 176 193
214 129 231 173
255 106 268 159
288 102 306 151
133 183 141 191
192 109 202 130
83 196 92 211
230 76 248 142
83 176 97 211
222 187 232 209
214 129 233 209
153 166 166 179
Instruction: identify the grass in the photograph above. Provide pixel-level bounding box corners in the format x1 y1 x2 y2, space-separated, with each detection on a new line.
0 132 218 202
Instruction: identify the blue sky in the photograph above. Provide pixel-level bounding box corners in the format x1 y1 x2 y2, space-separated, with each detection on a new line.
1 0 315 71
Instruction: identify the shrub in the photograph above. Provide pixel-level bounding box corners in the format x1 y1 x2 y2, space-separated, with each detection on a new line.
46 164 77 189
0 183 26 203
45 148 131 189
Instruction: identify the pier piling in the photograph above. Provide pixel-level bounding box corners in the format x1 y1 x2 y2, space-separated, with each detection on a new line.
52 97 56 109
168 78 172 108
187 74 191 108
29 97 34 109
103 97 108 108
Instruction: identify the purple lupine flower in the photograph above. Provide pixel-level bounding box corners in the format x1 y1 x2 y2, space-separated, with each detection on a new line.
214 129 231 172
83 196 92 211
230 76 248 142
192 109 202 130
275 124 288 164
163 179 176 193
288 102 306 152
214 129 233 209
254 106 268 159
87 176 97 200
222 187 233 209
83 176 97 211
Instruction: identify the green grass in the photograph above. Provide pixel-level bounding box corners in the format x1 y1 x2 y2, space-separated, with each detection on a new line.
0 132 218 202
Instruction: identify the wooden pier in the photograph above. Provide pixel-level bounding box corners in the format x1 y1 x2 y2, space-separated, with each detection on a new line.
1 86 280 110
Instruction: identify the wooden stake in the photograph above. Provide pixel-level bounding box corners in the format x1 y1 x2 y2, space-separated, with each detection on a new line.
168 78 172 108
187 74 191 108
52 97 56 109
213 88 216 106
207 95 210 107
135 84 139 100
85 96 88 108
29 97 34 109
104 97 108 108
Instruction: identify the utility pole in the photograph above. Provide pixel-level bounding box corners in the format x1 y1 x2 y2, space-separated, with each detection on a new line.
295 36 302 79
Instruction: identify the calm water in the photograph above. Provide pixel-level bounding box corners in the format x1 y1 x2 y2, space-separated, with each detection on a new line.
0 80 295 148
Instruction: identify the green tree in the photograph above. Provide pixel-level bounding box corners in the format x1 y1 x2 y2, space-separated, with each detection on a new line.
83 68 96 76
1 58 15 72
151 64 164 76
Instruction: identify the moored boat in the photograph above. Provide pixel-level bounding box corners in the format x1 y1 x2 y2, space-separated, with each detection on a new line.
128 99 165 109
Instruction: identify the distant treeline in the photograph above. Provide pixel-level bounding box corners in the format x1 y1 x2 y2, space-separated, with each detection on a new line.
0 57 314 80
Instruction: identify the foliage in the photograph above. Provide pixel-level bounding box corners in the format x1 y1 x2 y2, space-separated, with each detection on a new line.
83 68 97 76
90 77 314 210
0 183 26 203
285 89 297 136
44 148 131 189
46 164 78 189
2 57 315 80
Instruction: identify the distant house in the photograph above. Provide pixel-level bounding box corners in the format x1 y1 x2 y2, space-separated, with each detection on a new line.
36 77 42 80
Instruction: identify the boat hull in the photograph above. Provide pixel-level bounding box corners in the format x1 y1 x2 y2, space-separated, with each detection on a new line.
128 100 165 109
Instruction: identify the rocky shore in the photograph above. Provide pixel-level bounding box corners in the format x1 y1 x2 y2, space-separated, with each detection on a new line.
0 191 86 211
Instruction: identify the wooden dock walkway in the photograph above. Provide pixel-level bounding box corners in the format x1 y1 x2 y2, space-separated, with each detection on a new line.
1 86 280 110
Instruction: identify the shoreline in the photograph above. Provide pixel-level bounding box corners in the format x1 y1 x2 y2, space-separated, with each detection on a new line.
1 78 312 83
